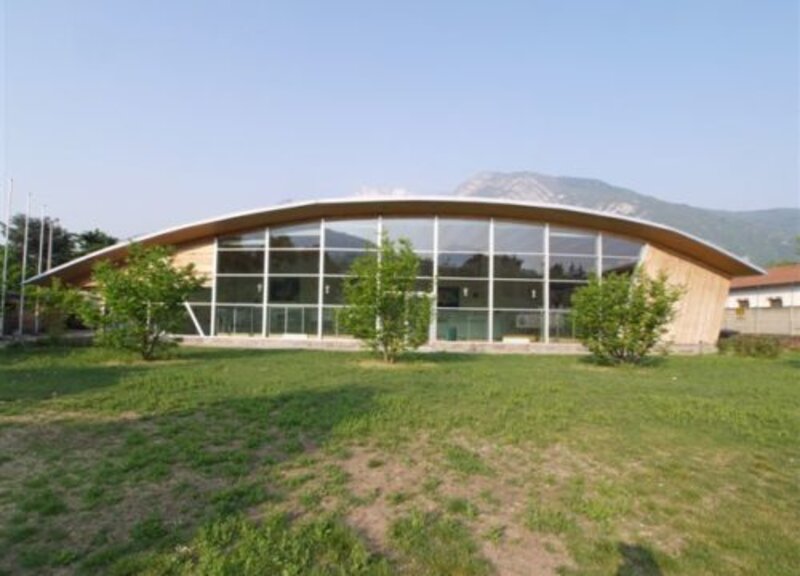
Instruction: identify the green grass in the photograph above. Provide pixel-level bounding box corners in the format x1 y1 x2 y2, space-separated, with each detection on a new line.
0 345 798 575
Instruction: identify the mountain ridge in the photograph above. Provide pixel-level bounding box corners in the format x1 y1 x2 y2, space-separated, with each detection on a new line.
454 171 798 266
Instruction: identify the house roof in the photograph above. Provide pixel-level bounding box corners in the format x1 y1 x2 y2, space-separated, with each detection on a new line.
27 196 765 285
730 263 800 290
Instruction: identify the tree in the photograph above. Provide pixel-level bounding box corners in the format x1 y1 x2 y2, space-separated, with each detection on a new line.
28 278 85 342
571 270 683 365
1 214 117 288
73 229 118 257
82 244 204 360
3 214 73 286
341 236 431 363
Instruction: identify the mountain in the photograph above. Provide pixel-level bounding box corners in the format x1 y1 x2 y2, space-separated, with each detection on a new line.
454 172 799 266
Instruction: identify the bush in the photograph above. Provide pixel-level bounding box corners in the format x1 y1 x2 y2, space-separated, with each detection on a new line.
81 244 204 360
571 270 683 365
718 334 782 358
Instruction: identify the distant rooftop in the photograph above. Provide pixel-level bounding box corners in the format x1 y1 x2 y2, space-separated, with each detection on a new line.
730 263 800 290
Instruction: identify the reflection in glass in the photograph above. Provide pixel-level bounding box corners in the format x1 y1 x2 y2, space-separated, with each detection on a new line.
437 310 488 341
270 223 320 248
438 253 489 278
549 228 597 255
216 306 263 335
438 219 489 252
494 254 544 279
217 250 265 274
268 277 318 304
268 306 318 335
603 236 643 258
382 218 434 251
414 253 434 277
269 251 319 275
494 221 544 253
549 283 584 309
325 219 378 249
437 280 488 308
218 230 265 248
323 307 350 337
323 276 348 305
549 256 596 280
602 257 639 276
176 305 212 335
325 251 374 274
549 310 579 342
188 304 212 334
493 310 542 342
494 281 544 309
216 277 263 304
187 286 213 303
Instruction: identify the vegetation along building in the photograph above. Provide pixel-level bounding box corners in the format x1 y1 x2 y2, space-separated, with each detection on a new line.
723 264 800 336
32 198 762 349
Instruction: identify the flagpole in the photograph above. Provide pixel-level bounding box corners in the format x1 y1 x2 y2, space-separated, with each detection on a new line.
47 217 56 271
0 179 12 337
34 204 46 333
18 190 31 336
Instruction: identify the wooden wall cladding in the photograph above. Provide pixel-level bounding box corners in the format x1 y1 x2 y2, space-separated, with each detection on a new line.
641 244 730 345
172 240 215 282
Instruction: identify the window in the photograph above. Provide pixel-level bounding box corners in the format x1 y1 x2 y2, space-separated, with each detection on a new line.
737 299 750 309
382 218 434 251
325 219 378 249
438 219 489 252
270 223 320 248
768 297 783 308
217 250 265 274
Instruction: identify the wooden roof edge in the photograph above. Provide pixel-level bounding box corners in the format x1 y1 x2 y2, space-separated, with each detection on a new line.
27 196 765 285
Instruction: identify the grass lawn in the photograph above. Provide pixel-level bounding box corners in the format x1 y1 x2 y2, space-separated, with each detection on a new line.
0 346 798 575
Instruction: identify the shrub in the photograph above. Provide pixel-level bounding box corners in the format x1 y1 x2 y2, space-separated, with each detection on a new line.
28 278 85 342
718 334 782 358
80 244 204 360
571 270 683 365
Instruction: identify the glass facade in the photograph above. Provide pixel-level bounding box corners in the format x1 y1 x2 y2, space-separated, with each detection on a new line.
187 217 644 342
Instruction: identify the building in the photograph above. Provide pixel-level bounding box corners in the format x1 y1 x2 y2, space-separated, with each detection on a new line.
723 264 800 336
30 198 762 350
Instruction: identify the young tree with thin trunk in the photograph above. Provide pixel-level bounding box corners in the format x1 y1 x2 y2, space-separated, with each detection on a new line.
341 236 430 363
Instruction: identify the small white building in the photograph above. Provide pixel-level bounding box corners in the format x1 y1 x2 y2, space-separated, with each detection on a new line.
724 264 800 336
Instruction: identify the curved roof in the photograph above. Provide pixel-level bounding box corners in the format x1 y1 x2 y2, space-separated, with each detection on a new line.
30 196 764 285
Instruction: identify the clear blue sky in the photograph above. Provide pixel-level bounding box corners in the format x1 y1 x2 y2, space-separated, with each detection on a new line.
2 0 798 238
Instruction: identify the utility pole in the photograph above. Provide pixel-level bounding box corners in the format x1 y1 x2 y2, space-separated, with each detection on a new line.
18 191 31 336
0 179 12 337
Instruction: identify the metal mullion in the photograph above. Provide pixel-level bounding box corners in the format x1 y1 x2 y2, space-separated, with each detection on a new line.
268 226 270 338
543 223 550 344
431 215 439 342
596 232 603 282
317 219 325 339
210 237 219 336
488 217 495 342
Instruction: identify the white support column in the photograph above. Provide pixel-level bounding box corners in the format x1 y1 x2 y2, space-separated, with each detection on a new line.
543 223 550 344
184 302 204 337
317 219 325 340
262 228 270 338
597 232 603 281
431 215 439 343
210 237 219 336
488 217 495 342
